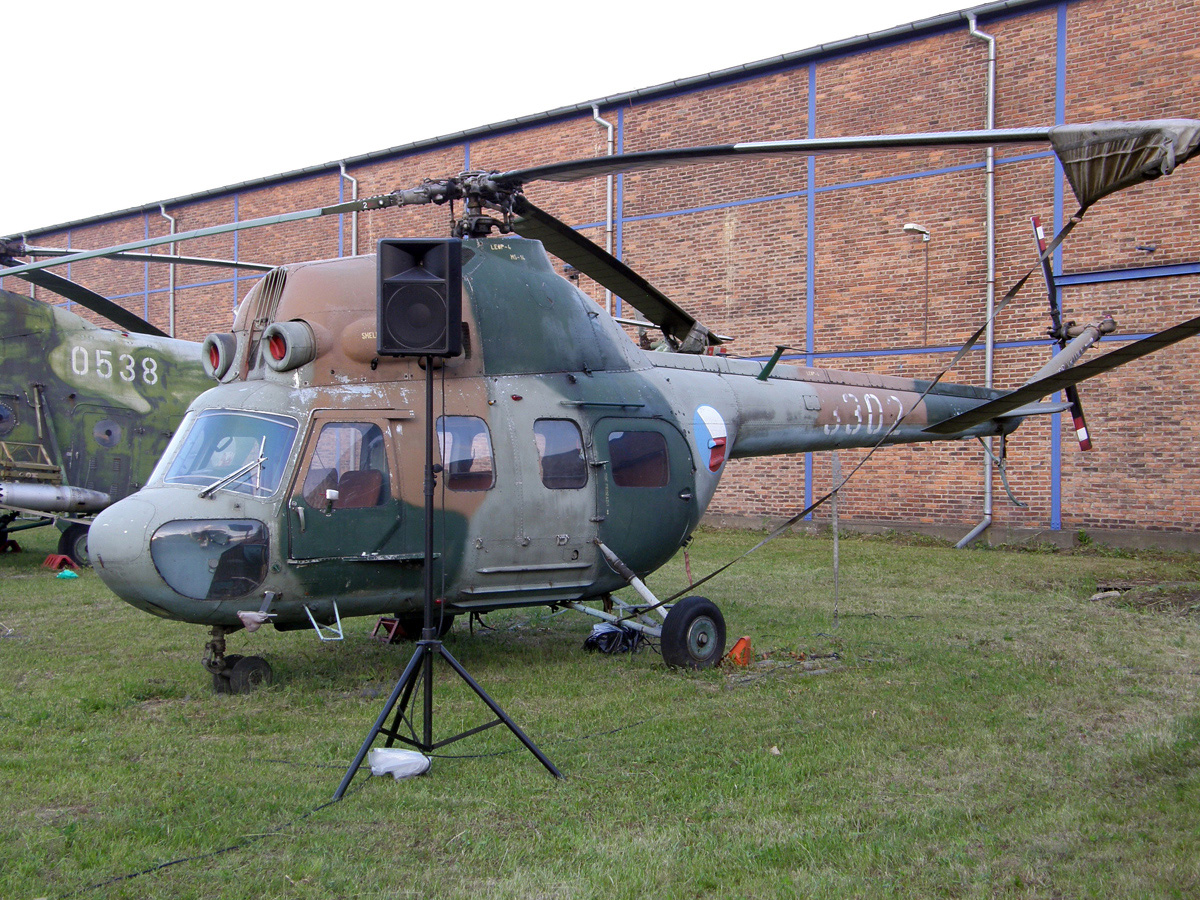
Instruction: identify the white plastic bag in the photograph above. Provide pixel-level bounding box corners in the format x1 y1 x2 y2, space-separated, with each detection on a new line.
368 748 431 780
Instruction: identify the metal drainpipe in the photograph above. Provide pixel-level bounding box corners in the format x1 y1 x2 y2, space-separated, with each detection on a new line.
592 105 615 315
957 14 997 549
339 162 359 256
159 205 176 337
21 235 33 296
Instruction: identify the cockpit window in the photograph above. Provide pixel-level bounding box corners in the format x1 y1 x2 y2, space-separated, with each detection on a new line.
163 410 297 497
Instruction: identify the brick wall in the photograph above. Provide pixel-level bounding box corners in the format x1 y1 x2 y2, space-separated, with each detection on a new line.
4 0 1198 542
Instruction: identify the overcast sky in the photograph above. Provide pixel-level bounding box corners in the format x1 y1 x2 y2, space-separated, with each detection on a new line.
4 0 974 237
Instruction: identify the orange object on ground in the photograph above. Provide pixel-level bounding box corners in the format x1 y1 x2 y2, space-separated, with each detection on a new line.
723 636 752 667
42 554 76 570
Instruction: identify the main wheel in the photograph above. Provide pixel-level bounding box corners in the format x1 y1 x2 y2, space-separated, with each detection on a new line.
211 654 244 694
228 656 273 693
661 596 726 669
58 523 91 568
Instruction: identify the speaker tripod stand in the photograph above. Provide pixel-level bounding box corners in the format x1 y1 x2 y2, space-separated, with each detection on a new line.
334 353 562 800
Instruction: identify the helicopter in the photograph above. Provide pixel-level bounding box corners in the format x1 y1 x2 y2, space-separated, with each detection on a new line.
0 241 268 564
9 118 1193 693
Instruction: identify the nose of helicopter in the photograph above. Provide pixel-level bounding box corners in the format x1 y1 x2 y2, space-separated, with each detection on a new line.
90 497 156 565
90 491 272 622
89 495 180 617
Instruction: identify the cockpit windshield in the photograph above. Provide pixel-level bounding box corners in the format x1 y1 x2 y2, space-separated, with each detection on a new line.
163 410 297 497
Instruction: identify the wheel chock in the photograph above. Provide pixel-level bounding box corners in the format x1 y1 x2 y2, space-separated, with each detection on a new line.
723 636 752 667
42 554 77 571
372 617 404 644
1 539 20 554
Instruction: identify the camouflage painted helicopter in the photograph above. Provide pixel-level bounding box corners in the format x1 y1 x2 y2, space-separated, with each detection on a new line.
8 119 1196 692
0 241 267 564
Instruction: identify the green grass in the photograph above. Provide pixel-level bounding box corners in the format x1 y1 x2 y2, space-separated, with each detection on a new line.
3 524 1200 898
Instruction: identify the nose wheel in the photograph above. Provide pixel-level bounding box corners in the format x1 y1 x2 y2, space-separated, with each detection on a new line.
204 626 274 694
214 656 273 693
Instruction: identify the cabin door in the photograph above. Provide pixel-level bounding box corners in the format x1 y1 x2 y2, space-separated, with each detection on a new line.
592 417 698 576
286 413 415 561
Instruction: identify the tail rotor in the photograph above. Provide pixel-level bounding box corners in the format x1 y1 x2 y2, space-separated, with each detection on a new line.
1032 215 1094 450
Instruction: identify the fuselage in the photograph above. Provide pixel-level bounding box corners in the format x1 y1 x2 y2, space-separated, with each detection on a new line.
89 238 1009 630
0 288 208 513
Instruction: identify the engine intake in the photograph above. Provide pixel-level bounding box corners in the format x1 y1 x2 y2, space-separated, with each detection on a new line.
262 320 319 372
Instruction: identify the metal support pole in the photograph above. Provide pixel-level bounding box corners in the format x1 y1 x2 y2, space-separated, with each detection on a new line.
159 205 177 338
961 13 998 548
422 355 436 748
831 451 840 629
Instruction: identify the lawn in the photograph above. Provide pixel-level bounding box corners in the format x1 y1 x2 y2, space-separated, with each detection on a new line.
2 523 1198 898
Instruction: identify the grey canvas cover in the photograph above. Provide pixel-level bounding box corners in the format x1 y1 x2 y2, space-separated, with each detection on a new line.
1050 119 1200 210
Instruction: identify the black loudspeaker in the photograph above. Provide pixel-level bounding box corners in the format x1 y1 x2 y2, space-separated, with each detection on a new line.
377 239 463 357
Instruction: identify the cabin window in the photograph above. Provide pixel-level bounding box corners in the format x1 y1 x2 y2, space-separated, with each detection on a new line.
437 416 495 491
608 430 670 488
299 422 390 508
163 409 297 497
534 419 587 489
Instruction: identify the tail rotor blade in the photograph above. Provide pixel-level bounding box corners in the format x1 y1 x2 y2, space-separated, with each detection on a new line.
1032 215 1065 340
1065 383 1091 451
1032 214 1093 450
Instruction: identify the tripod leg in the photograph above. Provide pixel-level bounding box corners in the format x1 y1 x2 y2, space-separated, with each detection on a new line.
334 642 429 800
435 644 564 779
384 649 428 748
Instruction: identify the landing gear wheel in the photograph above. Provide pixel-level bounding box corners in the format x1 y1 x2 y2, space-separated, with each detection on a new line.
211 655 244 694
228 656 273 693
661 596 726 669
58 523 90 568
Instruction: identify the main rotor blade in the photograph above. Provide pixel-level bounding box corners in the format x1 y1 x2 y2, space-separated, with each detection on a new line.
510 196 721 350
494 129 1053 186
494 119 1200 212
924 313 1200 435
1 265 168 336
0 195 393 279
24 245 275 272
